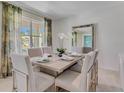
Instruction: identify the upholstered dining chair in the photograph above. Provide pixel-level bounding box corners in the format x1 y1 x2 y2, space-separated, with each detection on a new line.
83 47 92 53
42 46 53 54
11 54 55 92
70 49 98 73
69 47 83 72
93 49 99 85
119 54 124 91
28 48 43 72
55 51 96 92
94 49 99 62
28 48 43 58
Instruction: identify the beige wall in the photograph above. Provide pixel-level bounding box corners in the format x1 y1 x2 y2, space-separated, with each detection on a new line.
52 4 124 71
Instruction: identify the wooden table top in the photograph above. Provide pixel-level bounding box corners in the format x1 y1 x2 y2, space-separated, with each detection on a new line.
31 54 84 74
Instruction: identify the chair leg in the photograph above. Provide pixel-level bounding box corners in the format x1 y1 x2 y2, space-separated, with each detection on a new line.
12 71 17 92
55 86 59 92
51 84 56 92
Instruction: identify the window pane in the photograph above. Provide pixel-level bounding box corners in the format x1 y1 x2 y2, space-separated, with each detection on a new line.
21 36 30 53
32 20 46 47
20 17 31 54
32 36 39 47
32 36 44 48
39 37 43 47
21 19 30 35
20 16 47 54
32 21 41 36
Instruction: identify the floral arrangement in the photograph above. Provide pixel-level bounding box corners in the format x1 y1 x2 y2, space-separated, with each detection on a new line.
57 48 66 54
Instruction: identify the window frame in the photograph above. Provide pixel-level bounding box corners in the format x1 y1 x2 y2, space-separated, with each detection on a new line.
20 16 47 53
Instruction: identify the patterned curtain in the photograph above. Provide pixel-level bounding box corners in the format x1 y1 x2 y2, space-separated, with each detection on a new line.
44 18 52 46
0 2 22 78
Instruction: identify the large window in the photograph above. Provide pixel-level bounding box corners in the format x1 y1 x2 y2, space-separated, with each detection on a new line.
20 16 47 53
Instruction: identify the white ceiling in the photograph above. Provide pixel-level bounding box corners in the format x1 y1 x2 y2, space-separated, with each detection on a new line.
11 1 123 20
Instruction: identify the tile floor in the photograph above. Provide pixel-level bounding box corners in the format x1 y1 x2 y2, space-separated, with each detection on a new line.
0 68 122 92
96 68 122 92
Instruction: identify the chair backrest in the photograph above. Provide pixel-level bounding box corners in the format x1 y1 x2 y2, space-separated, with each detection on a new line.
71 47 83 53
94 49 99 63
42 46 53 54
80 51 96 91
28 48 43 57
119 54 124 91
87 51 96 72
83 47 92 53
11 54 35 92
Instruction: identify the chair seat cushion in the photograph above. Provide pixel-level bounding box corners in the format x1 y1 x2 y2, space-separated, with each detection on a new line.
34 72 55 92
55 70 82 92
70 59 85 73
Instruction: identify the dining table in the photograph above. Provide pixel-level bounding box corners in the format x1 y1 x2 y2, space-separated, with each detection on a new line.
30 54 85 77
30 53 98 91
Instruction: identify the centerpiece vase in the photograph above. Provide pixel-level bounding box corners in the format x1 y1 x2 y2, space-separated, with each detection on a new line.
58 53 63 57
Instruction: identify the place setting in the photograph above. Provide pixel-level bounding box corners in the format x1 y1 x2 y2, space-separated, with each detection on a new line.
59 54 74 61
31 54 50 63
68 52 83 57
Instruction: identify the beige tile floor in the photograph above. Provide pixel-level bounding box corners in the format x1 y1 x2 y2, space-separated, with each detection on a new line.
0 68 122 92
97 68 122 92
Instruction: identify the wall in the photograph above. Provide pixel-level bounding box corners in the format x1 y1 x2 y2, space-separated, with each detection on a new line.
52 4 124 71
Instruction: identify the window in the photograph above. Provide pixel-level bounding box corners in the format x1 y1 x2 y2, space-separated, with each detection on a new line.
20 16 47 53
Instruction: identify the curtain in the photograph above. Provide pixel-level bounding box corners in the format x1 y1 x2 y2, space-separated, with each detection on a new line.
44 18 52 46
0 2 22 78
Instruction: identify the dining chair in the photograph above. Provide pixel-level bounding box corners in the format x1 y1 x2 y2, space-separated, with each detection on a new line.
69 59 84 73
86 50 98 91
71 47 83 53
119 54 124 91
70 49 98 73
28 48 43 72
28 48 43 58
83 47 92 53
11 54 55 92
42 46 53 54
69 47 83 72
93 49 99 85
55 51 96 92
94 49 99 62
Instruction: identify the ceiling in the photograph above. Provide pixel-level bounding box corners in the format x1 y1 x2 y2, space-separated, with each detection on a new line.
11 1 123 20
